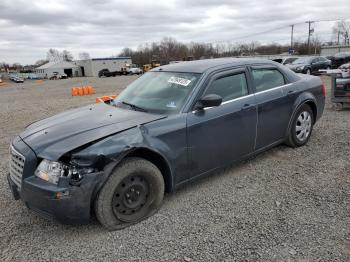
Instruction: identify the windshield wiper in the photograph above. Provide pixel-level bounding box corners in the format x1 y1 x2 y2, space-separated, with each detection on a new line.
121 101 148 112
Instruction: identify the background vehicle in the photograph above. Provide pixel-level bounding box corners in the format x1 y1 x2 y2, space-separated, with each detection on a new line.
330 52 350 68
9 75 24 83
98 68 128 77
143 60 162 72
339 63 350 78
332 76 350 110
143 64 152 72
288 56 331 75
98 68 117 77
127 64 142 75
49 72 67 80
273 57 299 65
8 58 325 230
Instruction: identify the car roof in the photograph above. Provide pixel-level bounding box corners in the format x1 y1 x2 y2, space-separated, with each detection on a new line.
150 57 279 73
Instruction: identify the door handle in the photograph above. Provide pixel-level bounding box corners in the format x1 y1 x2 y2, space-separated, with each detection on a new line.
241 104 255 111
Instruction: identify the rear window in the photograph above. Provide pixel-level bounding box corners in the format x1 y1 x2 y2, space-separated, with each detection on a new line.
252 69 285 92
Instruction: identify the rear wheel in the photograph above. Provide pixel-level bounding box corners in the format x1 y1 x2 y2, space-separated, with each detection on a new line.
286 104 314 147
95 157 164 230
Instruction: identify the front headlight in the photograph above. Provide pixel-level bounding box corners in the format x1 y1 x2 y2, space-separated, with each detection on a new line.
35 159 69 184
35 159 98 185
296 66 304 71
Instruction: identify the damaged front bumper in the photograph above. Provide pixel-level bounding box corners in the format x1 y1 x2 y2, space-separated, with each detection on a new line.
8 171 103 224
8 136 105 224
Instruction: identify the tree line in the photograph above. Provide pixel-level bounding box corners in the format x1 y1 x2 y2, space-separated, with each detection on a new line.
117 37 324 66
1 20 349 70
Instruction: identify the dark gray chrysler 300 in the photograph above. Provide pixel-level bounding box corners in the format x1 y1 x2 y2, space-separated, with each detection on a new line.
8 58 325 230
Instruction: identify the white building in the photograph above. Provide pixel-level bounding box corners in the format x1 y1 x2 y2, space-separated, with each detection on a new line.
75 57 132 77
36 57 132 78
320 45 350 56
36 61 81 78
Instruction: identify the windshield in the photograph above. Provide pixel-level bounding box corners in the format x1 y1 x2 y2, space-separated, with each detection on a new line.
115 71 201 114
292 57 312 64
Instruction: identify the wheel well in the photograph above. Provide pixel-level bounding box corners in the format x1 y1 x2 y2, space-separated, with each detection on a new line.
125 148 173 192
305 100 317 122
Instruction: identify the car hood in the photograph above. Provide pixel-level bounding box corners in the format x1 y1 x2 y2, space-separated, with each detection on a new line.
20 103 165 160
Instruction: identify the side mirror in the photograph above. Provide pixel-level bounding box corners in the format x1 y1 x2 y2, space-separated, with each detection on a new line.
195 94 222 110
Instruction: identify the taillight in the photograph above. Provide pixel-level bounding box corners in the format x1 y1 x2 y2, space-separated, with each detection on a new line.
321 80 326 97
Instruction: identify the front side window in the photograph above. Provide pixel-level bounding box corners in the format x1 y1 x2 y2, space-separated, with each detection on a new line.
116 71 201 114
252 68 285 92
204 73 248 102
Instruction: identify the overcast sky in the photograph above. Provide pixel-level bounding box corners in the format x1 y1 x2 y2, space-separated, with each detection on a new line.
0 0 349 64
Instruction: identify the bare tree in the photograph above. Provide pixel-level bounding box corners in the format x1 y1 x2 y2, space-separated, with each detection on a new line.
78 52 90 60
118 48 133 57
46 48 61 62
61 50 73 61
332 20 350 45
46 49 74 62
35 59 48 67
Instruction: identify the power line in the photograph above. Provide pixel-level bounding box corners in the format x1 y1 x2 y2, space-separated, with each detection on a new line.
210 18 349 45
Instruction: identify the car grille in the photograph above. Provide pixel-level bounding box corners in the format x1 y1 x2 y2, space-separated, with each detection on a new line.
9 146 25 189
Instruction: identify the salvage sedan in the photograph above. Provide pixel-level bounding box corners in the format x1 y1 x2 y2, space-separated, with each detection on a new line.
8 58 325 230
288 56 331 75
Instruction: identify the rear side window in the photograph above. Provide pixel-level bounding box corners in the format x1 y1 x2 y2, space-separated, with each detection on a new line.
252 69 285 92
204 73 248 102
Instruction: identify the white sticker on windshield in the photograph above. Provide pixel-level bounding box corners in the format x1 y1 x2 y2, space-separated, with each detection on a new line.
168 76 191 87
166 101 177 108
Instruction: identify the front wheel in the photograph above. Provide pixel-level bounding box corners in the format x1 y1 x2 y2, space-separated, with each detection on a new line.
286 104 314 147
306 68 311 75
95 157 165 230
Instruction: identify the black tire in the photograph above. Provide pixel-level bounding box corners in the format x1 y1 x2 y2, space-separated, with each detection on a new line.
305 68 311 75
95 157 165 231
286 104 314 147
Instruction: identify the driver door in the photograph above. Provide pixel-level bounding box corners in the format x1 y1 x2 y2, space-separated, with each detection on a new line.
186 68 257 177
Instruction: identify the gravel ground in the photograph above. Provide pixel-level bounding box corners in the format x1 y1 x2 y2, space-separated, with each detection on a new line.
0 76 349 261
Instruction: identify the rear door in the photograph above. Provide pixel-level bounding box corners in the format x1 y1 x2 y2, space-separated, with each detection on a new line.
311 58 321 73
187 68 257 177
250 66 293 149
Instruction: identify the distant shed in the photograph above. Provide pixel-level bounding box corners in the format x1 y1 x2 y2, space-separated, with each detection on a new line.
36 61 81 78
75 57 132 77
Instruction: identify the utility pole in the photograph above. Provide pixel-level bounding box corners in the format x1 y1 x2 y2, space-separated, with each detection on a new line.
305 21 315 54
290 24 294 50
345 31 349 45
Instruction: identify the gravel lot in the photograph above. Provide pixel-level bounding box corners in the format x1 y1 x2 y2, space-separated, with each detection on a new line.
0 75 349 261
